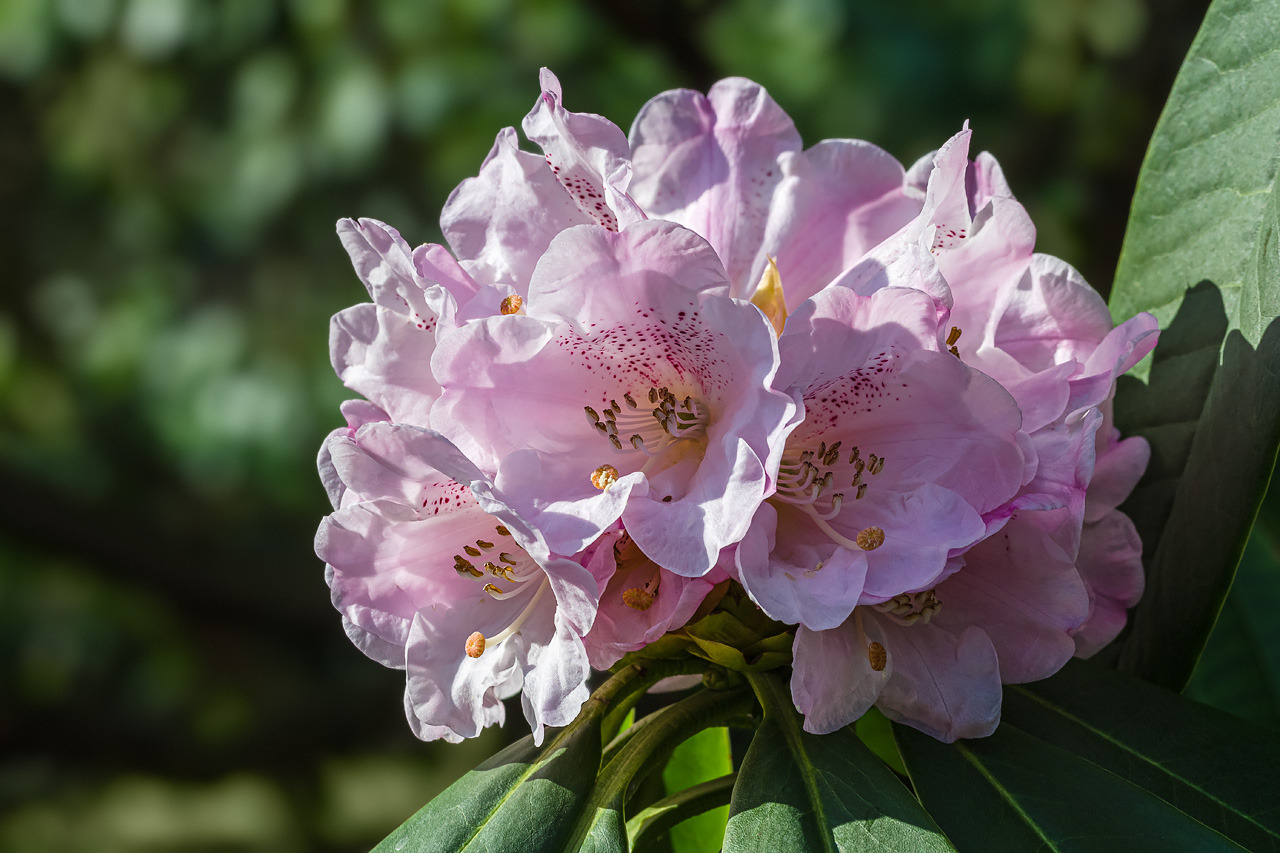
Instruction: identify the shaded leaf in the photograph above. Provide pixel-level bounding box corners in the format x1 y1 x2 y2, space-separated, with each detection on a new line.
896 722 1246 852
662 726 733 853
724 672 953 853
1010 657 1280 851
1108 0 1280 689
1185 528 1280 728
567 687 756 853
627 774 738 852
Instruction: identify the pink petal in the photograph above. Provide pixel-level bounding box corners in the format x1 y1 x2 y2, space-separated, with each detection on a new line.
759 139 921 308
522 69 644 233
792 618 891 734
442 126 595 293
873 617 1002 742
629 77 801 295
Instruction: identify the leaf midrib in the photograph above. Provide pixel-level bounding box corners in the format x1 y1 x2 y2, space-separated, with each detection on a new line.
1008 686 1278 840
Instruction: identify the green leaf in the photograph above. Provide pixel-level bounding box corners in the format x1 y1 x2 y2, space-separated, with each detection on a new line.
370 713 602 853
723 671 954 853
896 721 1247 853
370 658 705 853
627 774 738 851
662 726 733 853
853 706 907 777
567 687 757 853
896 657 1280 852
1185 527 1280 727
1011 658 1280 851
1108 0 1280 689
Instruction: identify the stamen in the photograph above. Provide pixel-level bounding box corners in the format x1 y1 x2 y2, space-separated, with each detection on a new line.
946 326 962 346
855 526 885 551
874 589 941 626
476 540 494 550
592 464 620 490
500 294 523 315
622 587 655 611
464 545 482 557
495 525 511 536
454 556 483 578
465 631 486 658
867 641 887 672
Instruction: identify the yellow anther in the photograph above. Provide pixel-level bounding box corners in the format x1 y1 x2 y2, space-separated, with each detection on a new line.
622 587 655 611
592 464 620 490
867 641 887 672
465 631 486 658
495 525 511 536
946 326 962 346
855 526 885 551
500 294 523 315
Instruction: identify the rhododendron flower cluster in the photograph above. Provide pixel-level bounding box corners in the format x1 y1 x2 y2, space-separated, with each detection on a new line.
315 69 1157 745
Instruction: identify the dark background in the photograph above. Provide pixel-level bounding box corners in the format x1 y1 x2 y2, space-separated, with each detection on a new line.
1 0 1255 850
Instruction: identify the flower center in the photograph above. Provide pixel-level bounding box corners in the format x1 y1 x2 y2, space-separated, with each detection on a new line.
614 531 661 611
455 522 549 657
873 588 940 626
774 440 887 551
584 385 711 479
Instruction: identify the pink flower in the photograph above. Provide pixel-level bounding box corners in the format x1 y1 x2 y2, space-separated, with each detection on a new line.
781 127 1156 740
582 528 729 670
736 284 1028 632
316 423 598 744
316 69 1159 747
431 219 797 578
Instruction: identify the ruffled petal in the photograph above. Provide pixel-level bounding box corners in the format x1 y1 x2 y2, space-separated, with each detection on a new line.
441 126 596 291
791 617 891 734
522 68 644 232
759 139 921 308
629 77 801 295
873 617 1002 742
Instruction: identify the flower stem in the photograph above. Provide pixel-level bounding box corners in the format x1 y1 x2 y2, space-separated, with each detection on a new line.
564 685 757 850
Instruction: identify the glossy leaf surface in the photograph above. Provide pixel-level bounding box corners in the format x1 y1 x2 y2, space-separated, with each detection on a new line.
723 672 953 853
897 722 1246 852
1108 0 1280 688
371 715 601 853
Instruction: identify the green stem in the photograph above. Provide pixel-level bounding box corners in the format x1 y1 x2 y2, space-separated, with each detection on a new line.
582 656 707 729
564 685 757 850
595 657 708 743
625 772 738 849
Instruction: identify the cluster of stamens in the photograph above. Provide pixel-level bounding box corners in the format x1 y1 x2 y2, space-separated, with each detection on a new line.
873 588 941 626
584 385 710 456
456 523 549 658
776 441 885 521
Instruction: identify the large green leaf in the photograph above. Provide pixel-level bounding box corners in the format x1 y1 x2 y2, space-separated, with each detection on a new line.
1185 526 1280 728
896 721 1246 853
370 658 706 853
370 712 602 853
1009 658 1280 851
1107 0 1280 689
723 671 953 853
662 726 733 853
897 657 1280 851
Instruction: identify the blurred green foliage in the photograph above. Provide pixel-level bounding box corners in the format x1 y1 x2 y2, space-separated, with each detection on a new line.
0 0 1217 849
